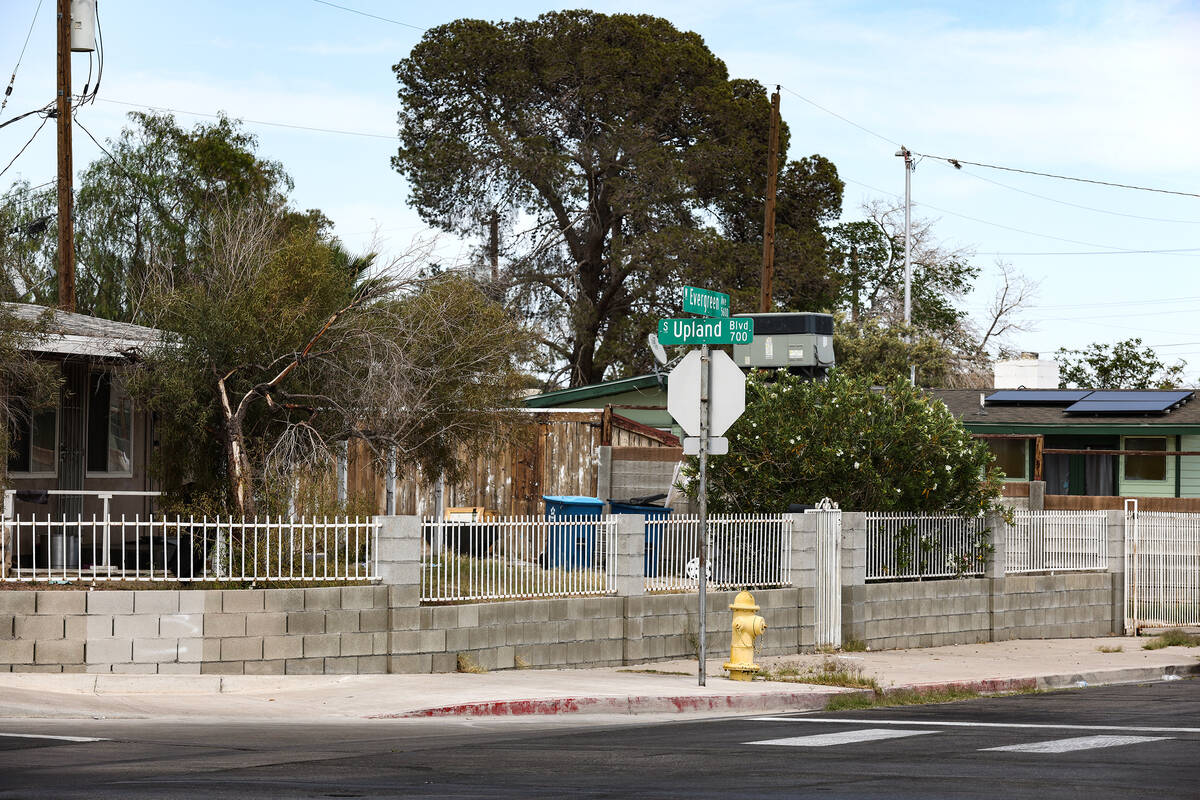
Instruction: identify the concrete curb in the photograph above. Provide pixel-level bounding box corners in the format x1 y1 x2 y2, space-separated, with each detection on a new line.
394 665 1199 718
384 691 841 718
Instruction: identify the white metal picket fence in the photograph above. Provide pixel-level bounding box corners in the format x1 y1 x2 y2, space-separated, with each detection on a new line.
420 516 617 603
646 514 791 593
866 512 990 581
1 514 379 582
1126 507 1200 630
1004 510 1108 573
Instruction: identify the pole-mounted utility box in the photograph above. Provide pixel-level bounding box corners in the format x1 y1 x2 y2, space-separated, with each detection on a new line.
70 0 97 52
731 312 834 376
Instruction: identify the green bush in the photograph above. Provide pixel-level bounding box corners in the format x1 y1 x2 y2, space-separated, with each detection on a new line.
684 370 1003 514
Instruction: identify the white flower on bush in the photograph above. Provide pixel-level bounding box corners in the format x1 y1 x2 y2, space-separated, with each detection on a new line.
853 461 860 469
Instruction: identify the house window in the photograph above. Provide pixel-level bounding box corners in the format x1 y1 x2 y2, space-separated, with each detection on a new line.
987 439 1028 480
7 404 58 475
86 372 133 476
1124 437 1167 482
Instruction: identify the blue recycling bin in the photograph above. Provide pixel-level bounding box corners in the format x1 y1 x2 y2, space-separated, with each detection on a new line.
609 502 673 577
542 496 605 569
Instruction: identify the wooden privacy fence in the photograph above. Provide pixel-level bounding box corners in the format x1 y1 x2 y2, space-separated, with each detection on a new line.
345 408 681 517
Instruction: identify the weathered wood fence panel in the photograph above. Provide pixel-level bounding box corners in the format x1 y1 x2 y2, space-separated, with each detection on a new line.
346 409 679 517
1045 494 1200 513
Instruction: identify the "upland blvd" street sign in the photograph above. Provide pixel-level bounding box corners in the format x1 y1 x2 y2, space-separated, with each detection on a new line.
657 316 753 345
681 286 730 318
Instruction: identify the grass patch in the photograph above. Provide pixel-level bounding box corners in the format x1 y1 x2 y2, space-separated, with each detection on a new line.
617 668 691 676
841 639 868 652
1142 629 1200 650
825 685 981 711
456 653 488 674
1097 645 1124 653
514 655 530 670
761 659 880 690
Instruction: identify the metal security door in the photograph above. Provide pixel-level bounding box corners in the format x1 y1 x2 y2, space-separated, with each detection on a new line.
1126 500 1200 632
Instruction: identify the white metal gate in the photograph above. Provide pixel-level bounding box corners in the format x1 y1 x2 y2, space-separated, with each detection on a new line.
1125 500 1200 631
807 498 842 648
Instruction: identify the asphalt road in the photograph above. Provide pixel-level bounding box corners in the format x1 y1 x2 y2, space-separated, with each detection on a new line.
1 681 1198 799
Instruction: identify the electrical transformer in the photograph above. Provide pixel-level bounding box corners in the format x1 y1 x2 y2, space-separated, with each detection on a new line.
731 312 835 377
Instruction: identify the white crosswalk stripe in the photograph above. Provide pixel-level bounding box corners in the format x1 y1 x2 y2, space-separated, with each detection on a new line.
0 733 107 743
983 735 1171 753
748 728 937 747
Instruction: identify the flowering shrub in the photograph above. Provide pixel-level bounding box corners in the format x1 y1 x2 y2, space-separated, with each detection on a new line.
683 370 1004 514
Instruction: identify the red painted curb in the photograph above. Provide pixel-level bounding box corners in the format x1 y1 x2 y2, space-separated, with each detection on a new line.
376 674 1112 719
376 691 839 719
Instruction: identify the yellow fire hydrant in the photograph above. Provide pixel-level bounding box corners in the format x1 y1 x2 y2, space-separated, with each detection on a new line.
724 590 767 681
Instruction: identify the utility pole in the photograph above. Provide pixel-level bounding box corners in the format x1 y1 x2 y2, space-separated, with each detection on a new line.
56 0 75 312
696 342 710 686
487 210 499 282
895 145 914 382
759 86 780 313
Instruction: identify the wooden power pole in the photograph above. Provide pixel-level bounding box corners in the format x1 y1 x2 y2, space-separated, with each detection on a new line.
56 0 75 313
759 86 781 313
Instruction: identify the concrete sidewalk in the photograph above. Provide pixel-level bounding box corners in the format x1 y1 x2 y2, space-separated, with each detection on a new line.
0 637 1196 721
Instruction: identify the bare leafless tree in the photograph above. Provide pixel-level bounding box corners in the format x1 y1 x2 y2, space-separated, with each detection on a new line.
134 202 531 517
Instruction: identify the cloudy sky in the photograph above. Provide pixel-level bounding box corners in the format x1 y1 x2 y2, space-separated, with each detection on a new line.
2 0 1198 382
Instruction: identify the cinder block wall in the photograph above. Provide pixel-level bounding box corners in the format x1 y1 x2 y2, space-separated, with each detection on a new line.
0 512 1125 674
400 588 802 673
0 585 801 675
844 579 993 650
0 586 389 675
997 573 1113 640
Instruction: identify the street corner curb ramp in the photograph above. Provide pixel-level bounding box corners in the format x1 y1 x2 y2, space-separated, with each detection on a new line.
380 690 842 718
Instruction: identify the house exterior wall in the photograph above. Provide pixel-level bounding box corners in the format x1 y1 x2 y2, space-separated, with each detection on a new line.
1181 435 1200 497
1118 435 1177 498
8 363 155 523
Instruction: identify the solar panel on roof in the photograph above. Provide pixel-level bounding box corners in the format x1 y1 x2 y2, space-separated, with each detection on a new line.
1074 391 1192 404
985 390 1091 405
1064 390 1193 414
1064 400 1180 414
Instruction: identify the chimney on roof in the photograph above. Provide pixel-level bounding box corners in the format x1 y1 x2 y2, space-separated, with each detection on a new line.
994 354 1060 389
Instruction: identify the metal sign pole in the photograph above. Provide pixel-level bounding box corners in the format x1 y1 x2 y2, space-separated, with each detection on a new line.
697 343 710 686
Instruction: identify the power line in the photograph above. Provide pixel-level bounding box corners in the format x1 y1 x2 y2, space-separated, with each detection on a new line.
978 248 1200 256
950 164 1200 225
772 81 1200 206
969 294 1200 312
97 98 396 140
1 0 44 120
0 114 50 180
74 117 186 229
309 0 425 31
777 84 899 147
0 178 56 201
844 177 1200 257
912 151 1200 200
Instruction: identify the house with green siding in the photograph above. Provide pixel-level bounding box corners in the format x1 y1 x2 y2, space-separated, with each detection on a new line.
933 388 1200 505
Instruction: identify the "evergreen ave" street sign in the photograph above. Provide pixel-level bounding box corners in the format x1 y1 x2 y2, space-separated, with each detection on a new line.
681 286 729 318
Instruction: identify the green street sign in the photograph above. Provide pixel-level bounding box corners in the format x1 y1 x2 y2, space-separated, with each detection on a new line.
681 286 729 318
657 317 753 345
